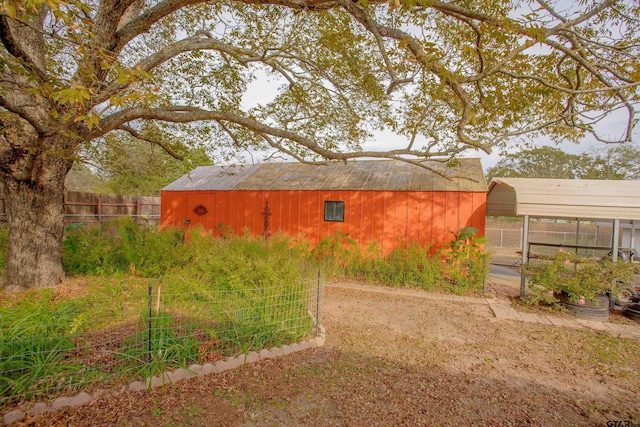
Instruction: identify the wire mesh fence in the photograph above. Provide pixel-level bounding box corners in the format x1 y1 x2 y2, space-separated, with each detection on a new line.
0 273 323 408
486 228 614 255
63 214 160 226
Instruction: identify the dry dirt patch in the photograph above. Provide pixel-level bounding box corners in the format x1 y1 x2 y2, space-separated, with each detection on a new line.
23 284 640 426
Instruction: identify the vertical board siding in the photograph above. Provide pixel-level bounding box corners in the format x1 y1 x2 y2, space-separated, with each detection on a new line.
432 192 446 247
361 191 374 248
418 191 432 248
445 191 461 241
371 192 385 250
161 189 487 256
395 192 410 247
472 192 486 235
407 192 421 245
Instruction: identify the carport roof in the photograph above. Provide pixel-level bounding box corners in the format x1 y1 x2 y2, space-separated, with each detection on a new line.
486 177 640 220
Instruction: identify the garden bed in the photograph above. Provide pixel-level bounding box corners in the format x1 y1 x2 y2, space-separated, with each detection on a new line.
18 284 640 426
0 275 319 410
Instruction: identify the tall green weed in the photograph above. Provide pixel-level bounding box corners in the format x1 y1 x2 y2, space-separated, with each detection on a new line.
63 219 190 276
314 228 488 295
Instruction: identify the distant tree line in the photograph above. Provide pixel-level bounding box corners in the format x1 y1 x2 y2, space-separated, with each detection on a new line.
66 125 212 196
486 145 640 182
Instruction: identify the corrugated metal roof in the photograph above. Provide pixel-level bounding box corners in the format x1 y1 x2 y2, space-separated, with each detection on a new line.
163 159 486 192
486 177 640 220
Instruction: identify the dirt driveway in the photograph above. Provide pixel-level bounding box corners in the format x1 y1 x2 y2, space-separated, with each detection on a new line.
26 283 640 426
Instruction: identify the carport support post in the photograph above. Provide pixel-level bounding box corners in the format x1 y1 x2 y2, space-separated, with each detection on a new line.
612 219 620 263
631 221 636 262
520 215 530 298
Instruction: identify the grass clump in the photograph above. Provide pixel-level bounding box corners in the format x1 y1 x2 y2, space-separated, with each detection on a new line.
0 290 101 401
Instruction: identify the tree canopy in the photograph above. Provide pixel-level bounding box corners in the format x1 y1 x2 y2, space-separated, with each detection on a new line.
486 144 640 181
73 123 213 195
0 0 639 290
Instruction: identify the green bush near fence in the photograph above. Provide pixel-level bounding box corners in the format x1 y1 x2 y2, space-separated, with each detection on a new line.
63 219 191 276
313 227 488 295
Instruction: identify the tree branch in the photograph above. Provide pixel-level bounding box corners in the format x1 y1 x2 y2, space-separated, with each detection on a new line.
95 105 471 165
336 0 491 152
94 35 297 105
111 0 210 55
0 14 47 81
0 96 47 135
117 124 184 160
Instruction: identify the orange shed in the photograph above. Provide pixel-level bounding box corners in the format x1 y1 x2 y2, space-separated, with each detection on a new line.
161 159 487 256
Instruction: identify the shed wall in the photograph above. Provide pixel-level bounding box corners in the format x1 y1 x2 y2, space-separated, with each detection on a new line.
161 190 486 256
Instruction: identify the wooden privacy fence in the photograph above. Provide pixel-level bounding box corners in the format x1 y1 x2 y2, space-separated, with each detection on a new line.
0 191 160 225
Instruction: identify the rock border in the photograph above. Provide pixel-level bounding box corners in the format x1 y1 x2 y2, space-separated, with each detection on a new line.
3 327 325 426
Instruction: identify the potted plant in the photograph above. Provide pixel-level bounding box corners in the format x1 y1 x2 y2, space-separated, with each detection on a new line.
528 250 634 319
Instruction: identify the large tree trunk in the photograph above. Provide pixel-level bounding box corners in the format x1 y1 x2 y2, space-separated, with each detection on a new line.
1 154 72 291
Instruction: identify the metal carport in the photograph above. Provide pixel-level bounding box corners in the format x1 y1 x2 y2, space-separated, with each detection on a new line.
486 178 640 297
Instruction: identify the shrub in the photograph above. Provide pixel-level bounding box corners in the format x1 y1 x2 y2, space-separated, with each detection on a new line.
528 251 636 304
313 228 488 295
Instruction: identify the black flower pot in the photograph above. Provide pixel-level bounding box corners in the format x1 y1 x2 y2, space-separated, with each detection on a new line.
554 291 609 321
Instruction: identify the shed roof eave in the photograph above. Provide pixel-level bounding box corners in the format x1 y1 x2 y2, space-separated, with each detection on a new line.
487 177 640 221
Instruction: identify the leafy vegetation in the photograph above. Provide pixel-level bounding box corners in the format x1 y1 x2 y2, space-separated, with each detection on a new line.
66 126 213 196
1 224 315 406
313 227 488 296
526 251 637 307
486 145 640 181
2 0 638 291
1 220 486 406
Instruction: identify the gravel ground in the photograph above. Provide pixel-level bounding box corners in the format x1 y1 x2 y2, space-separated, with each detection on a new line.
18 284 640 426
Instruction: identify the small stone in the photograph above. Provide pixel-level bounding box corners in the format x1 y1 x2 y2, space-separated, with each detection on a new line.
214 359 231 372
259 349 273 360
145 376 163 389
225 356 244 370
69 392 93 408
281 344 294 355
269 347 284 357
245 351 260 363
169 368 189 382
51 396 73 410
201 363 217 375
91 389 105 400
188 364 203 375
3 410 25 426
298 341 311 350
290 343 303 352
111 385 127 397
28 403 54 417
128 381 145 392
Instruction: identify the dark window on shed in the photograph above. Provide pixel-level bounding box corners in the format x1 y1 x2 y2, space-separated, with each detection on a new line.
324 201 345 222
